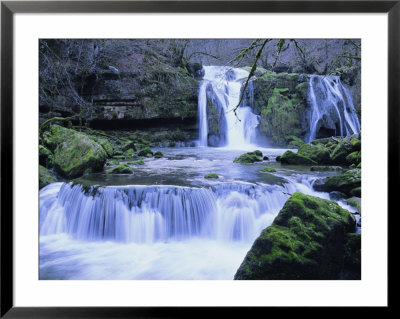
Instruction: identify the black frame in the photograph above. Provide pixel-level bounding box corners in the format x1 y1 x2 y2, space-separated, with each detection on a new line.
1 0 396 317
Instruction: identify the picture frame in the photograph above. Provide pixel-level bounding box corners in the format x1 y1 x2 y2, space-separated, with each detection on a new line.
1 0 395 316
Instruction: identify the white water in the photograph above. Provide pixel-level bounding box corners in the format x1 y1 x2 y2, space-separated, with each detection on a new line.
308 75 361 142
198 66 260 148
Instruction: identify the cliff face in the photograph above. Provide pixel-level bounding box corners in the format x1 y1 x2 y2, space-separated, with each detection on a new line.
39 39 202 130
39 39 360 144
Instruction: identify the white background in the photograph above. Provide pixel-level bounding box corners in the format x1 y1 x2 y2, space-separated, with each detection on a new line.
13 13 388 306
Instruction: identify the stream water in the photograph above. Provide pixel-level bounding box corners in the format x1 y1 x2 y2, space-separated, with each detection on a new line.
39 66 360 280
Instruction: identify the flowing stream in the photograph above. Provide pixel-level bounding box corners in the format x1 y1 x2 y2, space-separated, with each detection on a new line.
39 67 360 280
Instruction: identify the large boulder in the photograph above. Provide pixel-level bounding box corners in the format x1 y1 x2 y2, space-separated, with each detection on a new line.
313 169 361 197
297 143 331 164
234 193 356 280
42 125 107 178
280 150 317 165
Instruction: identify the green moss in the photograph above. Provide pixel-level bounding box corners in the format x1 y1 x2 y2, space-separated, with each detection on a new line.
127 160 144 165
280 150 317 165
39 145 53 168
314 169 361 196
261 167 276 172
124 148 136 159
346 151 361 166
44 125 107 179
234 151 263 163
137 147 153 158
298 143 330 164
235 193 356 280
154 151 163 158
204 173 219 179
346 197 361 211
113 155 125 160
106 163 133 174
287 135 305 148
106 159 119 166
39 165 57 189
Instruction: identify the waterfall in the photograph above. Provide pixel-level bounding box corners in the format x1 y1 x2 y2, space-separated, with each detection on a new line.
40 181 297 244
307 75 361 142
198 66 260 148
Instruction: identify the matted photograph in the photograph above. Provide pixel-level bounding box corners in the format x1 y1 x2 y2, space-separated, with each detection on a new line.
38 38 361 280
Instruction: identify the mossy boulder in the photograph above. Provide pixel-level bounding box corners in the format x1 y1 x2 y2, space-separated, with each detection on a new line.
280 150 317 165
137 147 153 158
204 173 219 179
42 125 107 179
234 151 263 163
330 139 356 164
234 193 356 280
287 135 305 149
313 169 361 197
298 143 330 164
107 163 133 174
39 165 57 189
261 167 276 172
154 151 163 158
124 148 136 159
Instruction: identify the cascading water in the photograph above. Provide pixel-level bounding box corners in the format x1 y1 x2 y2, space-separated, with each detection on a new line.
307 75 361 142
198 66 260 148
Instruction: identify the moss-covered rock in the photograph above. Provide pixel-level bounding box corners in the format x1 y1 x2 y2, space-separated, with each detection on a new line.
287 135 305 149
154 151 163 158
234 151 263 164
39 145 54 168
280 150 317 165
39 165 57 189
124 148 136 159
346 151 361 166
43 125 107 179
340 233 361 279
261 167 276 172
234 193 356 280
137 147 153 158
127 160 144 165
204 173 219 179
106 159 119 166
107 163 133 174
313 169 361 196
346 197 361 212
298 143 331 164
310 166 343 171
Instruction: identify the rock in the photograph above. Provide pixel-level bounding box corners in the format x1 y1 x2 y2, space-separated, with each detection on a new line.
330 140 356 164
329 191 347 201
39 165 57 189
287 135 305 148
124 148 136 159
298 143 330 164
310 166 343 171
137 147 153 157
313 169 361 196
346 197 361 212
154 151 163 158
39 145 53 168
261 167 276 172
280 150 317 165
127 160 144 165
275 156 281 162
234 193 356 280
107 163 133 174
346 151 361 166
340 233 361 279
234 151 263 164
263 156 269 161
204 173 219 179
106 159 119 166
43 125 107 179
